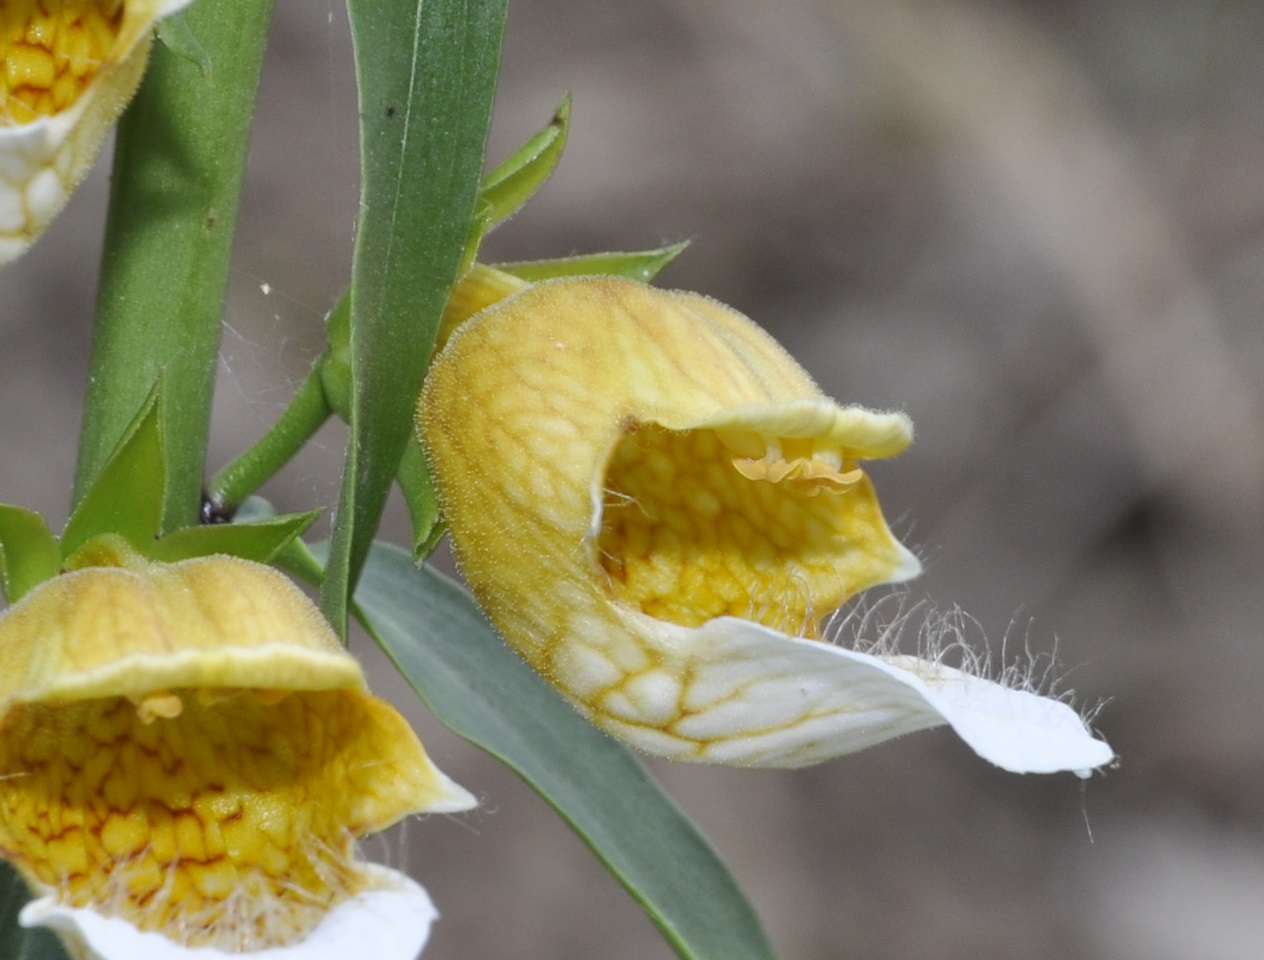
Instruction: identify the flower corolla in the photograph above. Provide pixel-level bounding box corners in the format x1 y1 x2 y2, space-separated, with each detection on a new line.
0 550 475 959
419 276 1113 774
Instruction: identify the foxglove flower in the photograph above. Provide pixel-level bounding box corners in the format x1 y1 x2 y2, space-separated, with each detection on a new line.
1 0 195 264
0 550 475 959
420 276 1112 774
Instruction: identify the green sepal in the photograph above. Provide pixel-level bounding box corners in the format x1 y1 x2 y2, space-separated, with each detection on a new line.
61 386 165 560
147 511 320 564
498 241 689 284
0 506 60 605
397 437 446 561
457 208 493 281
479 94 571 230
156 13 212 76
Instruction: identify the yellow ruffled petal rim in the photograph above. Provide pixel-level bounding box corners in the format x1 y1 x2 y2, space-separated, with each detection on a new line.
0 554 475 955
591 408 920 638
0 0 196 264
21 864 439 960
421 276 1112 774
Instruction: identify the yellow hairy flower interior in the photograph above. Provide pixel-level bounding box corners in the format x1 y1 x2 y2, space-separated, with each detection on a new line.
1 0 123 124
598 423 889 639
0 687 392 951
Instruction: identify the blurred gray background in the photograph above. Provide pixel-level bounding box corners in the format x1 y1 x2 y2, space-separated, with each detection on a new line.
4 0 1264 958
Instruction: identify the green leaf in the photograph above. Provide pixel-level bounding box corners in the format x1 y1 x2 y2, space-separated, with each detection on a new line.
0 862 72 960
61 388 164 559
321 0 508 636
348 542 777 960
479 94 571 229
0 507 60 605
397 437 446 560
148 511 320 564
499 242 690 284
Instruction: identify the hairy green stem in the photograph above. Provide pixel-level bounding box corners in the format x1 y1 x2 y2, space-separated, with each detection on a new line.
206 367 333 514
75 0 277 533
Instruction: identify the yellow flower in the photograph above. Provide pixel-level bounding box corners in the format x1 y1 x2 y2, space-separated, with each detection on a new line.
420 276 1113 774
0 548 475 959
0 0 194 265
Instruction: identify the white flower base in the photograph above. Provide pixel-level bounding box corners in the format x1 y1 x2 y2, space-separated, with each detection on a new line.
20 864 439 960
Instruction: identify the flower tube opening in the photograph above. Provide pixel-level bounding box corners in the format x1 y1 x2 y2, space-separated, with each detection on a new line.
2 689 426 950
596 419 917 640
0 554 475 956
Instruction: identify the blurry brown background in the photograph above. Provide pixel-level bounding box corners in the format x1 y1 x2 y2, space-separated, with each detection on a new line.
4 0 1264 957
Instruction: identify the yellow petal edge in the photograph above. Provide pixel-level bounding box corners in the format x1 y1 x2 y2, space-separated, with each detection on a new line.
1 0 196 264
0 551 475 954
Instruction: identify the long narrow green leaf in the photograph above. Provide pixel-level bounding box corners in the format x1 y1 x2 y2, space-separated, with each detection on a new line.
349 542 777 960
75 0 278 533
322 0 508 636
0 863 71 960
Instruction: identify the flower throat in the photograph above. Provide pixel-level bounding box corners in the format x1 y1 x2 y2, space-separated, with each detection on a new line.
597 422 884 639
2 0 123 124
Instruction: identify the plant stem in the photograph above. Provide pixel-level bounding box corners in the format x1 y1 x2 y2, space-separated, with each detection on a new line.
206 367 333 514
75 0 278 534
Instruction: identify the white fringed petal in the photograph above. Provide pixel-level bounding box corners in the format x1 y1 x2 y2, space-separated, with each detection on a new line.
20 865 439 960
595 615 1114 775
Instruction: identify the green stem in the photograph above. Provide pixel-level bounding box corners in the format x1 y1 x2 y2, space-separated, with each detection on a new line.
74 0 277 534
206 367 333 514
